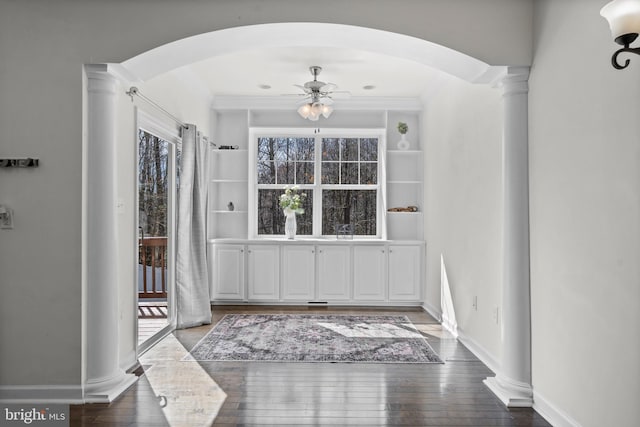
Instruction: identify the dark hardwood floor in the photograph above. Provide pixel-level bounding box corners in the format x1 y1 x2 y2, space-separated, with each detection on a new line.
71 306 551 426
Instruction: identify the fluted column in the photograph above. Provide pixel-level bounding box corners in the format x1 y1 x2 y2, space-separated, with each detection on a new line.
483 66 533 407
84 65 137 402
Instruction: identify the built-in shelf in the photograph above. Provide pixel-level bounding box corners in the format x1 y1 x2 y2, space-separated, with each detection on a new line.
210 110 251 239
208 108 424 241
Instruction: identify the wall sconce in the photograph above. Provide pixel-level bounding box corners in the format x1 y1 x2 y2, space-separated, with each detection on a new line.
601 0 640 69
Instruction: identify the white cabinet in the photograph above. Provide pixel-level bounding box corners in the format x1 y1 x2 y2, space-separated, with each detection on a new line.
209 241 423 305
247 245 280 301
317 246 351 301
388 244 422 301
210 245 245 300
282 245 315 301
353 246 387 301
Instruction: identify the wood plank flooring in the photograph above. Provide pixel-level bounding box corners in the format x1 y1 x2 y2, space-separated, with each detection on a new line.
71 306 551 426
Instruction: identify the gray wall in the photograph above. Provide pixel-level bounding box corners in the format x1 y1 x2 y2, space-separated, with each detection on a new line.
529 1 640 425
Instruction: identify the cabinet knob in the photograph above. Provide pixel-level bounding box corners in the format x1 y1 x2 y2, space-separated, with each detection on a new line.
241 249 244 253
311 250 314 253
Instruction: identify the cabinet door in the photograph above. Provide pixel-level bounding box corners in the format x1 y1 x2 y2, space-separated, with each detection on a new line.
353 246 387 301
388 245 422 301
247 245 280 301
317 246 351 301
211 245 244 300
282 245 315 301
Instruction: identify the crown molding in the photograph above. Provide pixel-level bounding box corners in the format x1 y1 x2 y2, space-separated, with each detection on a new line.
211 95 423 111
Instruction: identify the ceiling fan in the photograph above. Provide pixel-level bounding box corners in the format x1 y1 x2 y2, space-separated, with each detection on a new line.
285 66 350 121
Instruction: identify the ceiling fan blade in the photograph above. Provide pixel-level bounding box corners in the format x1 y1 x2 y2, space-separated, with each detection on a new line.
318 96 334 105
320 83 338 92
329 91 351 99
293 84 311 93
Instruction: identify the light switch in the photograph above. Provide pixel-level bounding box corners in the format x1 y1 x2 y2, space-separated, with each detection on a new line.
0 206 14 229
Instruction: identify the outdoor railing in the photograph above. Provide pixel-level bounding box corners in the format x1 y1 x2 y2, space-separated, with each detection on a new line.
138 236 167 299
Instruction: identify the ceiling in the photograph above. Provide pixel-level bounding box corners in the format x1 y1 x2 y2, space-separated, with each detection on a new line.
181 46 449 100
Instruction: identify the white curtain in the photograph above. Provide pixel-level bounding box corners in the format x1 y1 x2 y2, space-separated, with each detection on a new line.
175 124 211 329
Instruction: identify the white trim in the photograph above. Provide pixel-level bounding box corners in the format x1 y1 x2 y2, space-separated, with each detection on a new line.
441 312 458 339
212 95 423 111
84 374 137 403
248 128 386 239
134 110 180 354
136 108 182 144
422 300 442 321
456 328 500 375
119 349 138 373
484 376 533 408
533 390 583 427
0 385 84 404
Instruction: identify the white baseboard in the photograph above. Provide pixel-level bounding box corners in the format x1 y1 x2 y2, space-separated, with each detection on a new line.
453 331 580 426
441 314 458 338
120 350 139 373
456 328 500 374
422 301 442 322
533 390 582 427
0 385 83 404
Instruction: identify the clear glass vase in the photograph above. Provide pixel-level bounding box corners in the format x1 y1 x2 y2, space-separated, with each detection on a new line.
397 133 410 150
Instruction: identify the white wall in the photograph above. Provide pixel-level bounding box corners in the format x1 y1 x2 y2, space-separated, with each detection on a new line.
423 76 503 364
529 1 640 426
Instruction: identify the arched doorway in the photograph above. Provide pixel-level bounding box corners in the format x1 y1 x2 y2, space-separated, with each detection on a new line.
84 22 530 407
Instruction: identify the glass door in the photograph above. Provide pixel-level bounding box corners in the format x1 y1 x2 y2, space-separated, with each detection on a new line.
137 127 178 352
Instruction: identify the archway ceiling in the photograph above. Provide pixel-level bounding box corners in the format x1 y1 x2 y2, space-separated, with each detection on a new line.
164 46 450 99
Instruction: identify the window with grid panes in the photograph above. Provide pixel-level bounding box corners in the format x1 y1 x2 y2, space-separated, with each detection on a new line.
254 132 382 238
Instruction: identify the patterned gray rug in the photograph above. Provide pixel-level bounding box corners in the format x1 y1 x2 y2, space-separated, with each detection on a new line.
184 314 443 364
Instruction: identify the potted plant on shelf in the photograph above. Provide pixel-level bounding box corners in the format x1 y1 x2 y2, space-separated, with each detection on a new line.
279 186 306 239
397 122 410 150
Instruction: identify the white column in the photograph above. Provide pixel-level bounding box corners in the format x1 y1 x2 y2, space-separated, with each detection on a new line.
84 65 137 402
484 67 533 407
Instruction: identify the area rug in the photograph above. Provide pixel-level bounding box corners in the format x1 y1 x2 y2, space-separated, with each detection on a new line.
183 314 443 364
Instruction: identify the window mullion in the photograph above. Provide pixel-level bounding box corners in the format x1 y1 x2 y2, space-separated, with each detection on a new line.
313 135 322 237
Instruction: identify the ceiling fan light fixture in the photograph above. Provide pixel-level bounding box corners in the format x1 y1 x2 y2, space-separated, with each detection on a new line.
291 66 347 121
297 104 311 119
321 104 333 118
311 102 323 115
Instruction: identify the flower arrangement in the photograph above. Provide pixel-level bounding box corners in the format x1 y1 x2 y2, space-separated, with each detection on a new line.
397 122 408 135
279 186 306 215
